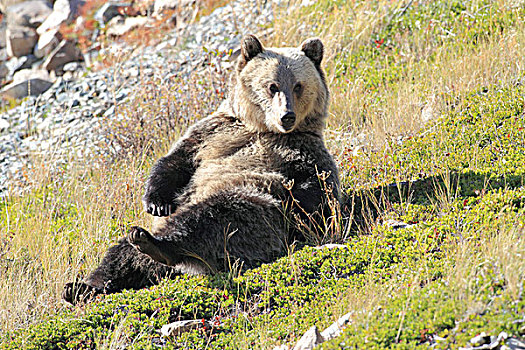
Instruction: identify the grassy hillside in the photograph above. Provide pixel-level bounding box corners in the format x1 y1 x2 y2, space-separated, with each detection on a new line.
1 0 525 349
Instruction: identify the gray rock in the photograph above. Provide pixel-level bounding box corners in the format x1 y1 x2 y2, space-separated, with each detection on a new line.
505 337 525 350
0 22 7 48
154 0 193 15
1 78 53 99
5 0 52 29
293 326 324 350
6 26 38 57
42 39 82 71
6 55 39 74
94 2 132 27
34 27 61 58
0 62 8 80
460 332 511 350
0 49 7 61
0 0 24 13
36 0 83 35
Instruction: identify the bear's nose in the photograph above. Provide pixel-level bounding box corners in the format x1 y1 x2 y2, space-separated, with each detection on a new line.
281 112 296 131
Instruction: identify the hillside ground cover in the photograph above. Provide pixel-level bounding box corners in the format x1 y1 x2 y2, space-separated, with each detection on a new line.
1 0 525 349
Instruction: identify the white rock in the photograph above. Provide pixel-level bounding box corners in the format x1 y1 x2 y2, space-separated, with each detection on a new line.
94 2 132 27
0 118 9 130
273 346 290 350
12 68 51 82
63 62 82 72
106 16 153 37
384 219 413 230
314 244 348 250
34 28 61 58
321 312 352 340
160 319 211 337
6 26 38 58
36 0 82 35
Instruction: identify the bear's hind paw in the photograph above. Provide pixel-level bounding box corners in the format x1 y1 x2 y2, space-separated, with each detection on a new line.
62 282 101 305
128 226 170 265
128 226 156 249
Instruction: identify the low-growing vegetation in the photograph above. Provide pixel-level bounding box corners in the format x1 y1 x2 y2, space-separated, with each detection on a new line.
1 0 525 349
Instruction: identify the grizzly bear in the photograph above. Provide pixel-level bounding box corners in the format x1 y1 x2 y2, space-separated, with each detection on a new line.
63 35 340 305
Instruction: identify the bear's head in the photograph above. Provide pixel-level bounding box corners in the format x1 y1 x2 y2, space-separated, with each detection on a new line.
229 35 329 135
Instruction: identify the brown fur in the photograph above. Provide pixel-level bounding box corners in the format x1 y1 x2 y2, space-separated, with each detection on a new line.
62 35 340 305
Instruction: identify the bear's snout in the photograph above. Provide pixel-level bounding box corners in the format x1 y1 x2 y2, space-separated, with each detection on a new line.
281 112 296 131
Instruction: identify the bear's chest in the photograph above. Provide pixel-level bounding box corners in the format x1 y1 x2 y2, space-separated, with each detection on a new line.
196 132 315 174
193 132 320 196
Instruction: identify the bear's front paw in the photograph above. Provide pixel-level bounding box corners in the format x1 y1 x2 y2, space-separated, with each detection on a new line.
62 281 101 305
143 188 176 217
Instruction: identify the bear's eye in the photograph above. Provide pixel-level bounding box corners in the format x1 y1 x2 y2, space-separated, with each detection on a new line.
294 83 303 95
269 83 279 95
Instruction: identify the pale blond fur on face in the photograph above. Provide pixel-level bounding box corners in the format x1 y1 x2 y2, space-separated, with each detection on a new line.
227 37 329 135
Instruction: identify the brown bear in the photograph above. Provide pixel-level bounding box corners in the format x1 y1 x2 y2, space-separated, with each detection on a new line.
63 35 340 305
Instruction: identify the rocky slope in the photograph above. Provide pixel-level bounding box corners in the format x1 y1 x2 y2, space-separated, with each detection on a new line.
0 0 275 194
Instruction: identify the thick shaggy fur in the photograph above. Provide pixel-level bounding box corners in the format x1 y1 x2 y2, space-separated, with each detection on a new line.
63 35 340 305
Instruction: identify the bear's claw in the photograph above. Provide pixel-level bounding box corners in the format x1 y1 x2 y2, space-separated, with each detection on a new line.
143 186 177 217
145 203 174 217
62 281 100 305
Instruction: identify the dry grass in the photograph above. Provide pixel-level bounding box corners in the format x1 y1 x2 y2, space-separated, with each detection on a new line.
0 152 147 332
0 59 227 333
451 223 525 308
271 0 525 150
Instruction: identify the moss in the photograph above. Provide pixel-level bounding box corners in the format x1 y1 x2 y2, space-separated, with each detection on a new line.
5 181 524 348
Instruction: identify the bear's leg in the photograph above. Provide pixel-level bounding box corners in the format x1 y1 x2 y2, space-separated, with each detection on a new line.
129 190 288 273
63 234 178 305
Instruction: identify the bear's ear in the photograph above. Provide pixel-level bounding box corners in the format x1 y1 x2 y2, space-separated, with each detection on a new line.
238 34 264 70
300 38 324 67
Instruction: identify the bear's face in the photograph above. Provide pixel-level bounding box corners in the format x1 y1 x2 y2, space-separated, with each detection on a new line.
231 35 329 134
